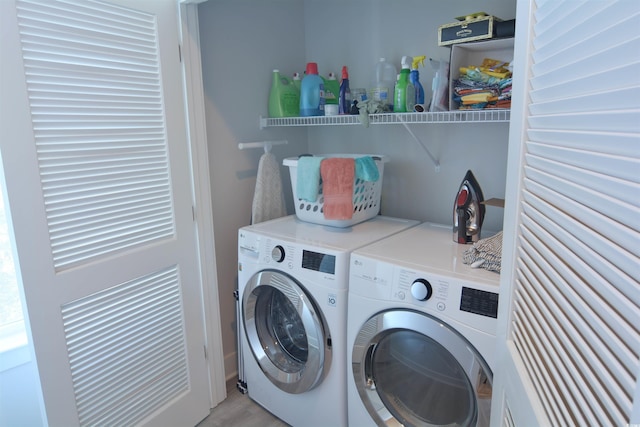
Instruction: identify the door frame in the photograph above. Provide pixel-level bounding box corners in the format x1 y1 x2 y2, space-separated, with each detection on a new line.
179 1 226 408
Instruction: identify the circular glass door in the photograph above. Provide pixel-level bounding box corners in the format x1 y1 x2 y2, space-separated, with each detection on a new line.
352 309 492 427
243 270 330 394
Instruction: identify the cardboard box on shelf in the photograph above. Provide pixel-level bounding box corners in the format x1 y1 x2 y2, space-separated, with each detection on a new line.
438 14 502 46
448 38 514 111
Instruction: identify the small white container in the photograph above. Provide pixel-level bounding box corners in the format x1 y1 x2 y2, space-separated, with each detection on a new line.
325 104 339 116
283 154 388 228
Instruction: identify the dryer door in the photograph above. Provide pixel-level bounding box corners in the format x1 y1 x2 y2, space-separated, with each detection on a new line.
243 270 330 394
352 309 492 427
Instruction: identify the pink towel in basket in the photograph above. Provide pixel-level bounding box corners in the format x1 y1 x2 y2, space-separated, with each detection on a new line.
320 157 354 220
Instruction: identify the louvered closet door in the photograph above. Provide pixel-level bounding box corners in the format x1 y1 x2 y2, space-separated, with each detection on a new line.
0 0 209 426
492 0 640 425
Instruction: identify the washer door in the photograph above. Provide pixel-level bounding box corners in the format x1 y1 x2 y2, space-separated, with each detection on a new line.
352 309 492 427
243 270 330 394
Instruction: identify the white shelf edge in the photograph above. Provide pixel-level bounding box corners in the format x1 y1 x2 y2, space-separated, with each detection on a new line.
260 110 510 128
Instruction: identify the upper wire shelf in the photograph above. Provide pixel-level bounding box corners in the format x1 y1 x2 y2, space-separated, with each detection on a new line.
260 110 510 128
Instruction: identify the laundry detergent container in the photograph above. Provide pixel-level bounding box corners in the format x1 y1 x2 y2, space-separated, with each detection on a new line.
284 154 388 227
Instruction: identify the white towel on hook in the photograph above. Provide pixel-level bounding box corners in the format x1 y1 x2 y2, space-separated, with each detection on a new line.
251 151 286 224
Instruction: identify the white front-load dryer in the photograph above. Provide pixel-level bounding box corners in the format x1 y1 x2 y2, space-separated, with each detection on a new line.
237 215 418 427
347 222 500 427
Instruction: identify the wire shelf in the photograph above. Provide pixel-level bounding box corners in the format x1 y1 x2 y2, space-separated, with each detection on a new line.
260 110 510 128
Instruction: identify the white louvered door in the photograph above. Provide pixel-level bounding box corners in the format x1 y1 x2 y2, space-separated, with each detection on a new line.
0 0 210 426
492 0 640 426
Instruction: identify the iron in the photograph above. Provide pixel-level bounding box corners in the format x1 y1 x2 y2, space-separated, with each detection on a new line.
453 170 485 244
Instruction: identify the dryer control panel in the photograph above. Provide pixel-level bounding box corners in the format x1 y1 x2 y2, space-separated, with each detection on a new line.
460 286 499 318
349 253 498 334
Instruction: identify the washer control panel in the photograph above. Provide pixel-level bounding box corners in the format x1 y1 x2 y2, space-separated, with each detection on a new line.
238 228 348 290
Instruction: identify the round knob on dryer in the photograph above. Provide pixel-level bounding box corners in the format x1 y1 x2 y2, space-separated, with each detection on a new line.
410 278 433 301
271 245 285 263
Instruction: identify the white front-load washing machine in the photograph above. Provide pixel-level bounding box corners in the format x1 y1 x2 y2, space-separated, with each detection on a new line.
237 215 418 427
347 222 500 427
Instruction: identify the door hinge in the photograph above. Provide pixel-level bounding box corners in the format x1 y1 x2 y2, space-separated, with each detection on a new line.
178 43 182 62
204 344 208 360
192 205 196 221
233 290 239 301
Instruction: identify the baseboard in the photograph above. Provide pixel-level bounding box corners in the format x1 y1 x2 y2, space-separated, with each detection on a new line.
224 350 238 382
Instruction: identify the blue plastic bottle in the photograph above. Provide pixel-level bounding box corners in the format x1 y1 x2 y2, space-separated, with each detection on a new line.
338 66 351 115
410 55 426 105
299 62 325 116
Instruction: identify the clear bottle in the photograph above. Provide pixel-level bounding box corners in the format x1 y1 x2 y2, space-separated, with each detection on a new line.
372 58 397 111
299 62 325 116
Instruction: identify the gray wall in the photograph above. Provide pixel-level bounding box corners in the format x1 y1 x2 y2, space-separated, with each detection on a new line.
303 0 515 231
198 0 516 379
198 0 307 378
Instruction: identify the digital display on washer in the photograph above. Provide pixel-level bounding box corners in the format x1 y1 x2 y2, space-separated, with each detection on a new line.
460 287 499 318
302 250 336 274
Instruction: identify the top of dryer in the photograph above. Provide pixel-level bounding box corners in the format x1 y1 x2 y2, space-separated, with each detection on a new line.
352 222 500 285
239 215 419 253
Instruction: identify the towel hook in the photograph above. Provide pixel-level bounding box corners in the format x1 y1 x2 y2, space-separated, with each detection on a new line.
237 140 288 153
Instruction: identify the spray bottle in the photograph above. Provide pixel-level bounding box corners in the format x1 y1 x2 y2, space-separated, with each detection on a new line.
394 56 415 113
339 66 351 115
410 55 426 106
428 58 450 112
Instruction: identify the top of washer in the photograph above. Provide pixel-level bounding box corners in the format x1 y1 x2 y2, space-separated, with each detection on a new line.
239 215 419 252
352 222 500 285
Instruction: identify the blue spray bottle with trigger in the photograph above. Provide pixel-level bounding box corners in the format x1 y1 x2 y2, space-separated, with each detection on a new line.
410 55 426 106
